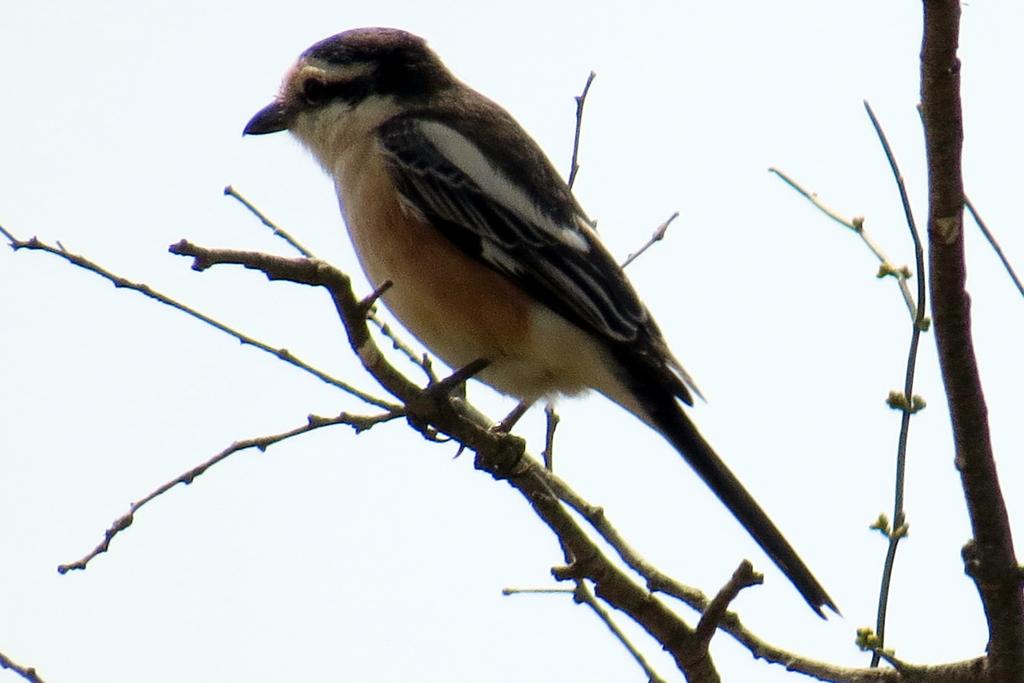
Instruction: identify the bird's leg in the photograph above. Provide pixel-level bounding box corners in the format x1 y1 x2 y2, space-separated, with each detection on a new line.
541 403 560 470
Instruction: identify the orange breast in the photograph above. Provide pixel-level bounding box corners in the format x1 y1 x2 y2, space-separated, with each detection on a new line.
333 138 533 387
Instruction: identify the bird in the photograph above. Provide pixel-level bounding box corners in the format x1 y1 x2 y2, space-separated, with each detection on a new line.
243 27 837 616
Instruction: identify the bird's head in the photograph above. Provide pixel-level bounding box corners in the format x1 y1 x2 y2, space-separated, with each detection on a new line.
243 28 454 164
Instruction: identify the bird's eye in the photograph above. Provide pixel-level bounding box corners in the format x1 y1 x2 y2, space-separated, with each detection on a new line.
302 78 326 106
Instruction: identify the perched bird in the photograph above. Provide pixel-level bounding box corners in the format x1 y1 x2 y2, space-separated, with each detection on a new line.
244 27 836 615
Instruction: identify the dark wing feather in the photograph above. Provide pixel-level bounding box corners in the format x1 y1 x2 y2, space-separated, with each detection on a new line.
376 111 676 360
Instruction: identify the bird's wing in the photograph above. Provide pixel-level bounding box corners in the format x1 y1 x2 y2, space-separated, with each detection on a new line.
377 112 696 404
377 114 648 344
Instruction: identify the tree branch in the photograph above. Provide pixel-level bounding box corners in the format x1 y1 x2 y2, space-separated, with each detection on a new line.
920 1 1024 677
0 650 46 683
172 239 1009 682
861 100 929 668
169 240 726 680
964 196 1024 299
0 228 396 411
768 167 920 322
567 71 596 190
57 410 401 573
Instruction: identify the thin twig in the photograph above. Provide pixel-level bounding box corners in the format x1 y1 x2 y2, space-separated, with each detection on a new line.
503 581 667 679
502 587 573 595
496 400 532 433
228 185 438 382
367 311 439 383
863 102 924 312
508 455 668 682
694 561 763 651
572 581 670 683
227 187 445 382
224 185 315 258
965 196 1024 298
58 410 401 573
567 71 596 190
621 212 679 269
768 168 920 321
0 650 46 683
862 100 928 668
0 230 396 410
356 279 393 316
425 358 490 398
358 281 433 380
537 465 711 608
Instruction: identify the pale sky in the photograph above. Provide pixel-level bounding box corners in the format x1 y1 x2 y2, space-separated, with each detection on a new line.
2 2 1023 681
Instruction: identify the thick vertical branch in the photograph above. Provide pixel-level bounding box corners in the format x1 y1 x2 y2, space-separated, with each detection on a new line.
920 1 1024 677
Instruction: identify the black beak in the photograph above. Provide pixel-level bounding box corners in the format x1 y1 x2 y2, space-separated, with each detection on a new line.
243 100 291 135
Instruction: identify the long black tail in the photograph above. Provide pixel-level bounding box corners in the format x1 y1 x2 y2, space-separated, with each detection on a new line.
644 398 837 617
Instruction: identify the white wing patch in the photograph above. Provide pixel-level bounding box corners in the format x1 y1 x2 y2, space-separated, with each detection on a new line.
415 120 590 253
479 239 522 274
